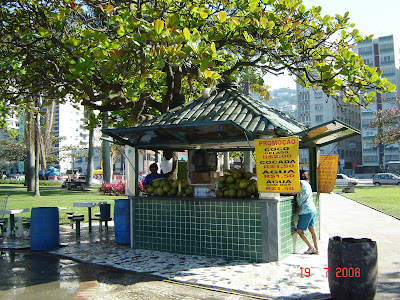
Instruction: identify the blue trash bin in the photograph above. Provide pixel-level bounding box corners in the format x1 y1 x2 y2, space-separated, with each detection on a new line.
114 199 130 245
31 207 59 251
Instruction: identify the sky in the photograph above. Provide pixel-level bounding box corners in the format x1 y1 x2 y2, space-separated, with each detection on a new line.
264 0 400 90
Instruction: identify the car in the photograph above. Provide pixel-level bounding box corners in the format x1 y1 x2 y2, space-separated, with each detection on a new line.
372 173 400 186
335 174 359 187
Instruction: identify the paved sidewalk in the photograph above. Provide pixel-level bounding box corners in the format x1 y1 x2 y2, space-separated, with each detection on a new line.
1 192 399 299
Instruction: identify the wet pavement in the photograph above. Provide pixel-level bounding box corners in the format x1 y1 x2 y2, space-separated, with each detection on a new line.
0 250 79 300
0 217 330 300
0 192 399 299
0 250 265 300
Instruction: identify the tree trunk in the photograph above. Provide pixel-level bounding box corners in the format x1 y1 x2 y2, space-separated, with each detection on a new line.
34 96 41 196
39 100 56 177
24 105 35 191
102 117 112 183
85 128 94 187
26 150 35 191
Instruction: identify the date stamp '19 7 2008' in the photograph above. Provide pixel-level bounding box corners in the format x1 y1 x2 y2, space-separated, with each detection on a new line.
300 267 361 278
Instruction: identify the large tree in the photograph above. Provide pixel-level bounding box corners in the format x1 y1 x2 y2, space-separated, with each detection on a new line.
0 0 395 128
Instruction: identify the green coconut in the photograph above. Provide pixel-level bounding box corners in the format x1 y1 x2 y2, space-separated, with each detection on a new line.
152 179 161 188
160 180 167 188
163 185 171 193
228 189 237 198
237 189 247 198
239 179 249 189
247 184 256 193
146 186 154 194
155 187 164 196
226 176 235 184
171 180 179 188
244 172 254 180
232 169 242 179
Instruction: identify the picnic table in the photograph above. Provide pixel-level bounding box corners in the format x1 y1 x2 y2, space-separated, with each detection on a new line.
73 201 108 233
62 179 86 191
0 208 30 237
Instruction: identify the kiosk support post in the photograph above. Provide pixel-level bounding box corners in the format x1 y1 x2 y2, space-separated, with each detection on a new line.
125 145 137 249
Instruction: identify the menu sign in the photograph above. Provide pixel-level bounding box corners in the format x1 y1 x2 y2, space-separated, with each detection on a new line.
317 155 339 193
255 137 301 193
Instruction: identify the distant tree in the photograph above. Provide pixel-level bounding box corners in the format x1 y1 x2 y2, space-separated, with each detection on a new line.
369 96 400 145
0 138 26 167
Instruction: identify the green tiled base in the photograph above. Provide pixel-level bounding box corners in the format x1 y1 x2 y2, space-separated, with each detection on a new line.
280 195 320 259
134 198 263 261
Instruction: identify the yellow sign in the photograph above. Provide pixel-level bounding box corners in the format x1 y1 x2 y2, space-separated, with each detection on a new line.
317 155 339 193
255 137 300 193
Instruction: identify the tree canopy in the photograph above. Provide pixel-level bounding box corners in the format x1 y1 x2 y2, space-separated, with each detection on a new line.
0 0 396 128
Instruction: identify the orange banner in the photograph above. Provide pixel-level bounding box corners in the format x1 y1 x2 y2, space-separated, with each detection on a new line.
317 155 339 193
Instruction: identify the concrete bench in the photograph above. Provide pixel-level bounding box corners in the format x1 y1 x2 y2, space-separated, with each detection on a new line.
342 182 356 193
66 211 76 228
71 214 84 237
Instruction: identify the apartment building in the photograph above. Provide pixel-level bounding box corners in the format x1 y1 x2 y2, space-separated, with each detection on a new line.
54 99 103 175
296 84 362 173
354 35 400 170
0 107 24 176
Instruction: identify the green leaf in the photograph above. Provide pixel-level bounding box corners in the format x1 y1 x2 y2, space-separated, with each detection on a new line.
210 42 217 57
279 37 287 49
352 29 359 37
341 30 347 39
192 28 201 42
219 11 227 23
244 31 253 42
183 28 191 41
169 14 179 27
198 8 208 19
267 21 275 29
260 17 267 28
154 19 164 35
249 0 259 11
299 5 306 13
342 49 351 60
38 27 51 37
204 69 212 78
211 72 221 80
117 25 125 37
70 38 80 47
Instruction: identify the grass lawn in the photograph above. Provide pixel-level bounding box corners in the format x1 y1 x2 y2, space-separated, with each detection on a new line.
335 186 400 219
0 184 124 225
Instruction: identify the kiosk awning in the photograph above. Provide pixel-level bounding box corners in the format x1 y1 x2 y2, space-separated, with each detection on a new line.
298 120 361 148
